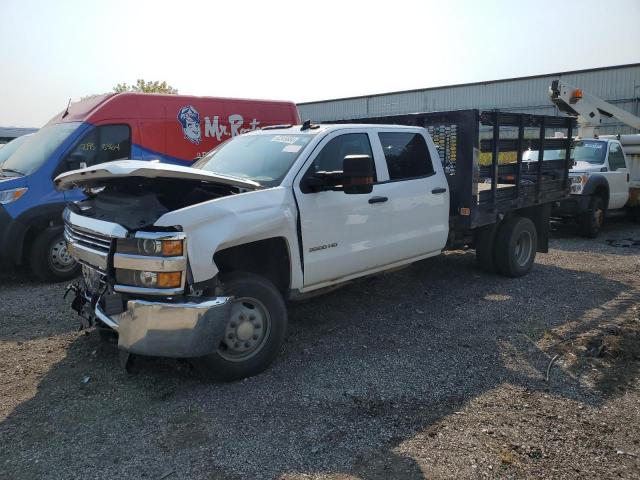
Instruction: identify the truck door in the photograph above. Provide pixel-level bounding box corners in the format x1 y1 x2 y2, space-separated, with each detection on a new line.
373 130 449 261
606 142 630 209
293 131 396 288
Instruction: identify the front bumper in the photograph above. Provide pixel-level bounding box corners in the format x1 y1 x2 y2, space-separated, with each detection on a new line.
95 296 233 358
552 194 591 216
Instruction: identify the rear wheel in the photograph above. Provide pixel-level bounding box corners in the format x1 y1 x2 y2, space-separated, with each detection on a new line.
194 272 287 381
494 216 538 277
29 227 80 282
579 195 605 238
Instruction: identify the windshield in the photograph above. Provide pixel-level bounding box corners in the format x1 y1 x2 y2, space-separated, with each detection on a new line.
193 133 316 187
572 140 607 164
1 122 82 176
0 134 33 167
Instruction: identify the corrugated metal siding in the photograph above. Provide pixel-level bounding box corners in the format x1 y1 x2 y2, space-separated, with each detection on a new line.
298 65 640 134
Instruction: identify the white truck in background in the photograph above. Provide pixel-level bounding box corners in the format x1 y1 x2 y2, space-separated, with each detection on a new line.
549 80 640 237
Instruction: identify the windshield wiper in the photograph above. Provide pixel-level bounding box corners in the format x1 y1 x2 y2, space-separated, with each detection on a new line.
0 168 25 176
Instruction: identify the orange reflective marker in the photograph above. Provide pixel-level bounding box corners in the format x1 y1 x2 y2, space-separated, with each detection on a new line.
158 272 181 288
161 240 183 256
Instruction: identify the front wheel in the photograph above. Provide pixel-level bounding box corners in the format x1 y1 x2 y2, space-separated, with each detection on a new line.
494 216 538 277
29 227 80 282
579 195 605 238
194 272 287 381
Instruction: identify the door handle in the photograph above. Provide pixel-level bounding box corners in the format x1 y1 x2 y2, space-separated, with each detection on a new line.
368 196 388 204
432 187 447 194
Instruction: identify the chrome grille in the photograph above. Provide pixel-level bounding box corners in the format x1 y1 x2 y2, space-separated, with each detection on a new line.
64 223 112 254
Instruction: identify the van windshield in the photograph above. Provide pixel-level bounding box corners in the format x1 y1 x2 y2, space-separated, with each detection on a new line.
1 122 82 176
193 133 316 187
0 134 33 168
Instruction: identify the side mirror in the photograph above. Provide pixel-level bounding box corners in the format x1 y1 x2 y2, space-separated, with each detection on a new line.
343 154 375 194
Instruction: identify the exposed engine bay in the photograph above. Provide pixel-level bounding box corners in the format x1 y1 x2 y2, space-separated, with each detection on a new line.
68 177 242 230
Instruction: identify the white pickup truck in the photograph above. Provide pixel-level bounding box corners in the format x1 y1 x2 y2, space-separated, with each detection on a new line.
57 111 574 380
553 136 639 237
515 137 639 237
549 80 640 237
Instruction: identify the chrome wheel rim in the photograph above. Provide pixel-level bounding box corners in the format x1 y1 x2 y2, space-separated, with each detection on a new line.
514 231 533 268
218 297 271 362
50 239 76 273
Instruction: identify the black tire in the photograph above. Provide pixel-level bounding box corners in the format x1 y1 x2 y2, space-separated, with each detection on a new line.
194 272 287 381
474 224 498 273
29 227 80 282
579 195 605 238
494 216 538 278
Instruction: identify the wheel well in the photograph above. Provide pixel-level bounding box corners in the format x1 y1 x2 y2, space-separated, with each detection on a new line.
213 237 291 295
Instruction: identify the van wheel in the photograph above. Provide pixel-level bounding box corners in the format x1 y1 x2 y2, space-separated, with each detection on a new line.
494 216 537 277
579 195 605 238
194 272 287 381
475 224 497 272
30 227 80 282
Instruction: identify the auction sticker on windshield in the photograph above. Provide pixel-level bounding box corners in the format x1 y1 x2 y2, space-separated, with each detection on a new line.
271 135 300 144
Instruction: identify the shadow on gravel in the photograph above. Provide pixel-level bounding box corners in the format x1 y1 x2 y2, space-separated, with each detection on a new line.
1 251 638 479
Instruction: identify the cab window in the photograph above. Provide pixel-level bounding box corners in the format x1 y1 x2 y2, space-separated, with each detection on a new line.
607 143 626 171
63 125 131 171
378 132 434 181
307 133 375 176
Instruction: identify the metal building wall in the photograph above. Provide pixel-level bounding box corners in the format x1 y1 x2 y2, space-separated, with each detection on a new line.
298 64 640 134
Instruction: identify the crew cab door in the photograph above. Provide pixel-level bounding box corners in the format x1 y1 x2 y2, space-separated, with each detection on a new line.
293 130 397 288
605 141 630 209
372 130 449 260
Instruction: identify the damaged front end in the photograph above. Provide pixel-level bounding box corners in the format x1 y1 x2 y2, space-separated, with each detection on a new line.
64 208 233 357
56 160 264 357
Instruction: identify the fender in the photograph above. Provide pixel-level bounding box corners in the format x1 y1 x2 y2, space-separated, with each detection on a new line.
153 187 303 288
580 174 610 208
0 202 67 266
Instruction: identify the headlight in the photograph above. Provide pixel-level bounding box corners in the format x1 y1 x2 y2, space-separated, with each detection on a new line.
116 269 182 289
117 236 184 257
0 187 28 204
570 174 588 194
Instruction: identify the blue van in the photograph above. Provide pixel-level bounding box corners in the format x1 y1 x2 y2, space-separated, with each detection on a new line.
0 93 299 281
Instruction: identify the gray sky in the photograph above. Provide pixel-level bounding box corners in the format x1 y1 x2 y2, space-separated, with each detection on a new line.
1 0 639 127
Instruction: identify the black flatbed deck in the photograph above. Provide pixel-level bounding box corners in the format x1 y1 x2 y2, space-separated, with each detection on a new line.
332 109 576 232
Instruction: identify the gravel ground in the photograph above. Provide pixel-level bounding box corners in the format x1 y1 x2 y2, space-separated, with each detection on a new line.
1 218 639 480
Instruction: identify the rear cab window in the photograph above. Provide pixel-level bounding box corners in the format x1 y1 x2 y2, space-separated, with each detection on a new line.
378 132 434 181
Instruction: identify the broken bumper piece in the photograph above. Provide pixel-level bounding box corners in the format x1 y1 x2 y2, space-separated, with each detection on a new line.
95 297 232 358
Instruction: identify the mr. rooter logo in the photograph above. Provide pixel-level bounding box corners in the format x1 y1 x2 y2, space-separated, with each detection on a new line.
177 105 260 146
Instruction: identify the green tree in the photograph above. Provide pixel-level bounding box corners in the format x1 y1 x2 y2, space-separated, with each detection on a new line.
113 79 178 94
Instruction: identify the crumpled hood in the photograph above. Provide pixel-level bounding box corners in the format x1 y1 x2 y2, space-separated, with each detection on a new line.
570 161 606 174
54 159 260 191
